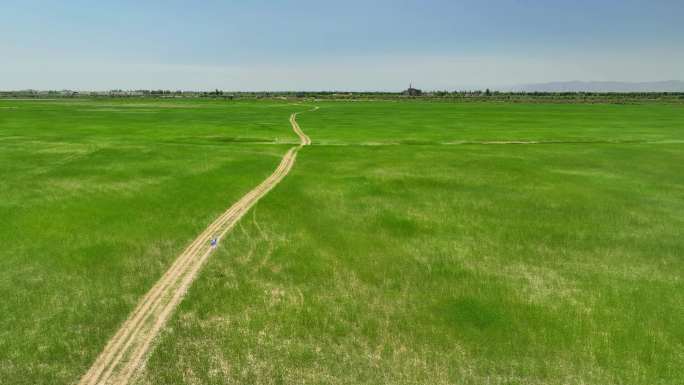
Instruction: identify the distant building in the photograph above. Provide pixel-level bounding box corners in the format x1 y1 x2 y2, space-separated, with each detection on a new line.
403 83 422 96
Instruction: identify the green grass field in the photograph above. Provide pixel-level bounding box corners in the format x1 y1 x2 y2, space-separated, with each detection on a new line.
0 99 298 384
2 99 683 385
297 101 684 145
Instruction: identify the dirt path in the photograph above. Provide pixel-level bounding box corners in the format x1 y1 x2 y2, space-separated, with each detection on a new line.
77 108 315 385
290 108 314 145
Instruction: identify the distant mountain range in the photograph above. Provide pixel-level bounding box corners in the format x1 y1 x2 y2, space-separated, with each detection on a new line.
508 80 684 92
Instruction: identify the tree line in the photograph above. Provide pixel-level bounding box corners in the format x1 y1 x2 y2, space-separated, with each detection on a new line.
2 89 683 103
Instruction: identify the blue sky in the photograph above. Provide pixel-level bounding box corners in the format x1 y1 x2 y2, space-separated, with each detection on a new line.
2 0 683 90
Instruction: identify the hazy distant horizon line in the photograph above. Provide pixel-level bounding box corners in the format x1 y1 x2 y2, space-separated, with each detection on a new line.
3 80 684 94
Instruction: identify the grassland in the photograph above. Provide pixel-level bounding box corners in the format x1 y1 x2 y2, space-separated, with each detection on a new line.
2 99 683 385
0 99 299 384
296 101 684 144
140 101 683 385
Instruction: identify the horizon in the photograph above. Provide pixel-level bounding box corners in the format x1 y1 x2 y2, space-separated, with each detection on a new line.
4 79 684 94
2 1 684 91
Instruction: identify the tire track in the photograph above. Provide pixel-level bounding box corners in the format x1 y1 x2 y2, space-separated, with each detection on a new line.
290 110 312 145
77 107 316 385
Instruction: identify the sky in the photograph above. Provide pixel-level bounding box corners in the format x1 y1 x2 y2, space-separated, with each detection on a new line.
2 0 684 91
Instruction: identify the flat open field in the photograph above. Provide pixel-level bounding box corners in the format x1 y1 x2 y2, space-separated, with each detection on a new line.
0 99 297 384
2 99 683 385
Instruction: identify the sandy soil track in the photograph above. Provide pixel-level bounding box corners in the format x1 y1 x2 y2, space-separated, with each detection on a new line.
77 108 315 385
290 109 313 145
